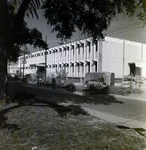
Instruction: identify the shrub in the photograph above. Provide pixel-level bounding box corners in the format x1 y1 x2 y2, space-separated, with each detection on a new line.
85 81 109 94
56 68 68 85
65 82 76 91
109 86 143 95
52 77 56 85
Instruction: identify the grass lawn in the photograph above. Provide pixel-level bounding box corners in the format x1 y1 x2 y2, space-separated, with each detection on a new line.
0 100 145 150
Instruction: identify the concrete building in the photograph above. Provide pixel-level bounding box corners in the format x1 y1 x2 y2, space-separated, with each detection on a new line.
15 36 146 83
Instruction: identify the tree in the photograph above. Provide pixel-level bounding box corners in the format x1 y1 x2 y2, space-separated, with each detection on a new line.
42 0 146 40
0 0 47 102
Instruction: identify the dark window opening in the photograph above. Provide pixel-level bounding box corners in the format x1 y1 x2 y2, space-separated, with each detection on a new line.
96 41 98 52
82 64 84 73
95 62 97 72
129 63 135 75
78 46 80 54
89 42 90 53
78 65 79 73
88 63 90 72
72 65 74 73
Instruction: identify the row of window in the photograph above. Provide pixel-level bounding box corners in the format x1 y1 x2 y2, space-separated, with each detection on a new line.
22 41 98 59
20 61 98 73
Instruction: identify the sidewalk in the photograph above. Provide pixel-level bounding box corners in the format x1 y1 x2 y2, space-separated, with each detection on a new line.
110 94 146 102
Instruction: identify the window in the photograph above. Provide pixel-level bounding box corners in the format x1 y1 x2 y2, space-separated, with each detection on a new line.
95 61 97 72
89 42 90 53
82 63 84 73
82 44 84 54
129 63 141 76
78 65 79 73
72 46 74 55
72 64 74 73
96 41 98 52
78 45 80 54
88 62 90 72
129 63 135 75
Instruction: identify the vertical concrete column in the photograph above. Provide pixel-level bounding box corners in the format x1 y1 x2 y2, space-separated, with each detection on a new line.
80 44 82 61
98 40 102 72
83 40 85 62
61 48 63 63
56 49 58 64
87 42 89 60
93 41 96 61
93 42 96 72
83 40 85 77
84 41 87 76
70 45 72 63
66 47 67 63
74 63 76 77
63 47 66 62
60 48 62 63
90 40 93 72
141 44 143 60
68 45 71 77
73 44 75 63
76 44 78 62
122 40 125 82
54 50 56 65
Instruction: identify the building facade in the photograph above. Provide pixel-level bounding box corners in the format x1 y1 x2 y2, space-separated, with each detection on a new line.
16 36 146 82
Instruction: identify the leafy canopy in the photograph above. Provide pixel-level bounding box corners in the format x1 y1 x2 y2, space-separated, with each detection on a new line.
42 0 146 40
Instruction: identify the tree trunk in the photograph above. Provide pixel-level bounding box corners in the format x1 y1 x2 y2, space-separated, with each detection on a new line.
0 47 7 102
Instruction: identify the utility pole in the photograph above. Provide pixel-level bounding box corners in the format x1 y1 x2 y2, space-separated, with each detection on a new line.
45 36 47 82
22 46 26 79
22 45 29 79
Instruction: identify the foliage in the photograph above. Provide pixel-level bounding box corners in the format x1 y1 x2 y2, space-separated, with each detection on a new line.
109 86 143 95
56 68 68 85
85 82 109 94
0 0 48 62
42 0 146 40
63 82 76 91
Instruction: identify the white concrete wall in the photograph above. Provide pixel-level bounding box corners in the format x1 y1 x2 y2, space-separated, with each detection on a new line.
102 37 124 78
102 37 146 78
124 41 141 76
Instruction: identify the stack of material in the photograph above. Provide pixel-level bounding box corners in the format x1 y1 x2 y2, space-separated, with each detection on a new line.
84 72 115 86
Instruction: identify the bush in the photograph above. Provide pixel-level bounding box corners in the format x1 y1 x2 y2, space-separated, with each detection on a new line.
109 86 143 95
63 82 76 91
56 68 68 85
85 82 109 94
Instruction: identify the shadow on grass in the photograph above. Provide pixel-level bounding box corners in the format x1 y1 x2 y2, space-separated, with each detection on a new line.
0 95 88 132
30 98 88 117
9 81 124 106
0 105 21 132
10 89 89 116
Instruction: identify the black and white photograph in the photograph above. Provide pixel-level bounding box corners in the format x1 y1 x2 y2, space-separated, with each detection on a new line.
0 0 146 149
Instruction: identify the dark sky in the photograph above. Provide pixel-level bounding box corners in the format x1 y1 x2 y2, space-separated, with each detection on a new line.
25 10 146 52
